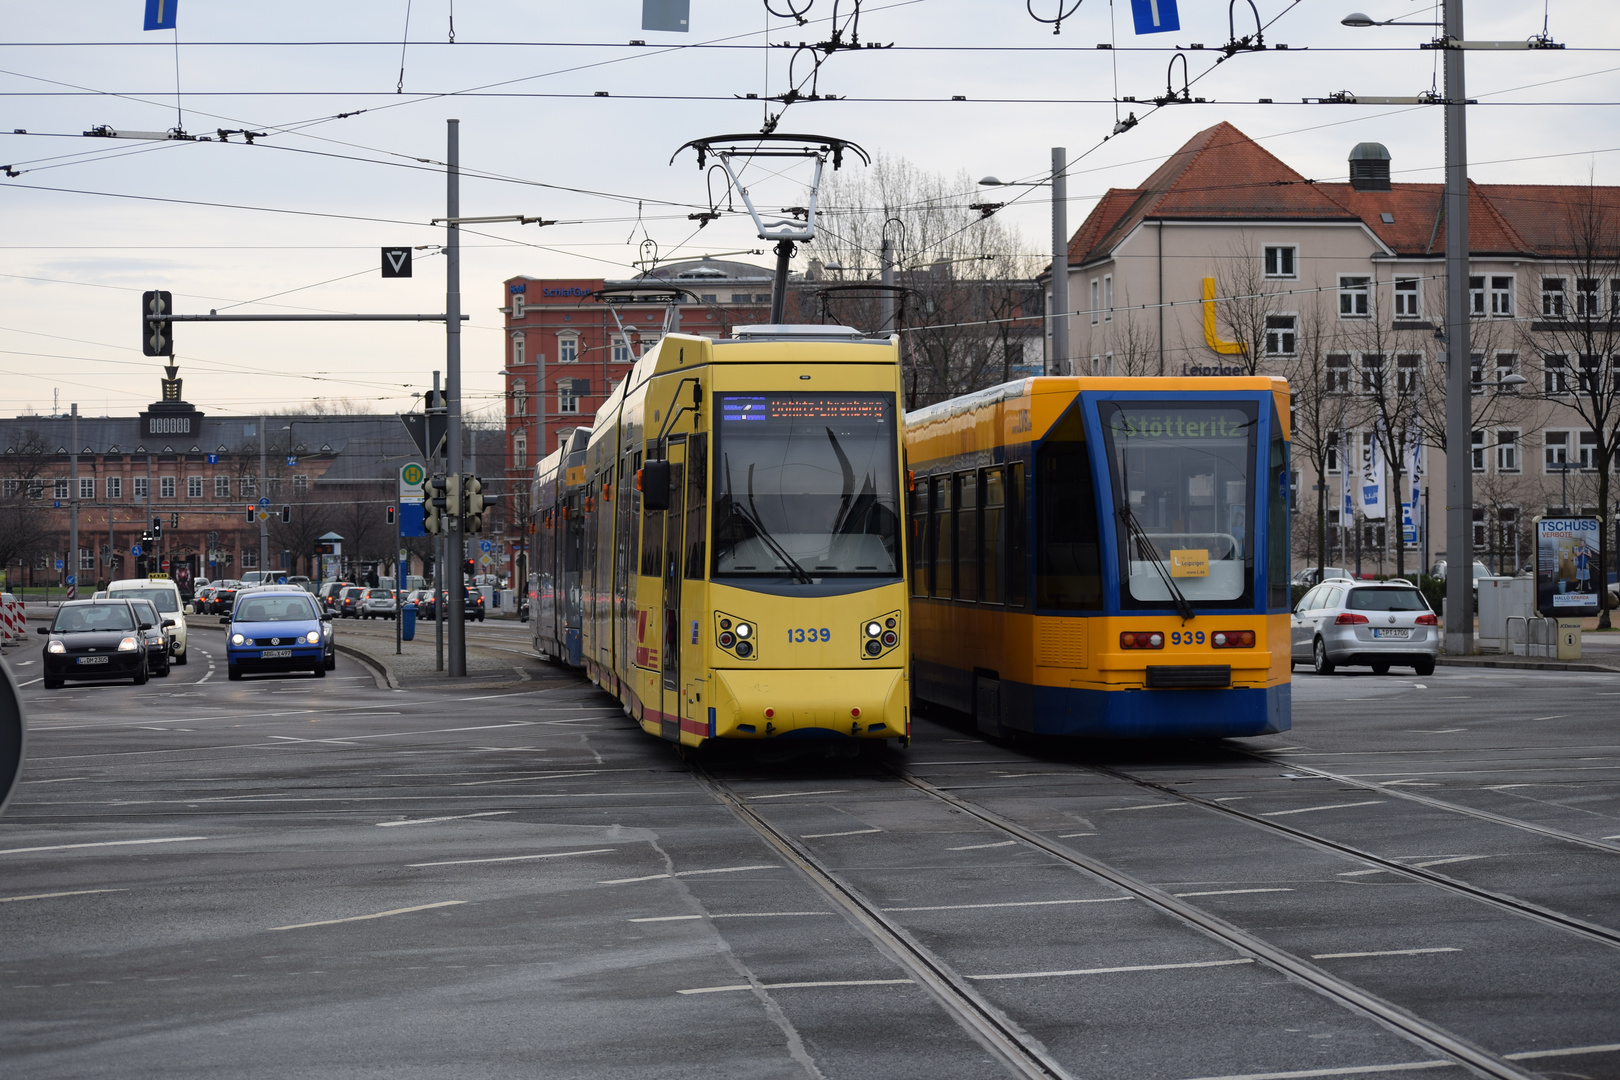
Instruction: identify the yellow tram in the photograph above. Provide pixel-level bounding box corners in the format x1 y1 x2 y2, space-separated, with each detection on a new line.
904 376 1293 738
531 325 910 747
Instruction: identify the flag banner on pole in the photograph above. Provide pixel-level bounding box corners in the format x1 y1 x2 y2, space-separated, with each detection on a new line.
1341 431 1355 519
143 0 178 31
1360 426 1386 520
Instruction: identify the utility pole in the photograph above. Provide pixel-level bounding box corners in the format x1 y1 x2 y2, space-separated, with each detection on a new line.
445 119 467 677
1050 147 1070 377
433 371 445 673
879 234 895 335
1441 0 1472 655
69 404 78 599
258 414 268 580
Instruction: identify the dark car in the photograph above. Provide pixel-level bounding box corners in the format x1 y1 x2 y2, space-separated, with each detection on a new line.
410 589 437 620
127 597 174 678
337 586 366 618
316 581 351 614
37 600 149 688
211 581 241 616
438 586 485 622
225 589 330 680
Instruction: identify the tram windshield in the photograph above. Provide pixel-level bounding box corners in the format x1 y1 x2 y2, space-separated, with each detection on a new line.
1099 401 1257 606
711 392 901 580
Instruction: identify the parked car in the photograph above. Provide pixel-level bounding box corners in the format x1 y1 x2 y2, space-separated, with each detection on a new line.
1291 578 1439 677
105 576 189 665
1430 558 1492 586
337 585 366 618
37 600 150 688
209 580 242 615
126 597 175 678
360 588 398 619
224 588 330 680
407 589 437 619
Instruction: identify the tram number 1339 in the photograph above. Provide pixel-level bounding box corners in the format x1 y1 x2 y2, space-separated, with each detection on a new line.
1169 631 1206 646
790 628 831 643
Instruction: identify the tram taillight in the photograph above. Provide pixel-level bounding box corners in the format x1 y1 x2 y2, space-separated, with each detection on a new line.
1210 630 1256 648
1119 631 1165 649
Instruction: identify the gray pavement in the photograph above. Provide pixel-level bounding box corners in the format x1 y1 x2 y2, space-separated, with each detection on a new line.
1 629 1618 1080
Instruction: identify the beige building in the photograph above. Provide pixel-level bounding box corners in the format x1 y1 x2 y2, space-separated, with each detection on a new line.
1052 122 1620 579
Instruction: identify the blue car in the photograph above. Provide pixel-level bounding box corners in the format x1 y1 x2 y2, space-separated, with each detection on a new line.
225 586 332 681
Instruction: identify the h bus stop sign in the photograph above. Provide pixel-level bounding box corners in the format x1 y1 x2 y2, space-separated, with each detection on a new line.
0 656 26 817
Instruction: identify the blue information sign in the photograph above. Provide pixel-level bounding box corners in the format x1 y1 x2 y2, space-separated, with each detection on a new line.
66 575 76 586
54 559 64 571
286 456 297 467
479 540 494 553
1130 0 1179 34
258 497 270 508
144 0 178 32
207 453 218 464
132 544 143 557
399 502 426 538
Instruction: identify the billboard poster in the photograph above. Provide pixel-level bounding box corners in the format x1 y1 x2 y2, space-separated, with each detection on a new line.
1536 517 1602 617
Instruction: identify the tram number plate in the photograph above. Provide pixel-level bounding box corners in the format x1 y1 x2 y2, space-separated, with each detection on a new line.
261 648 293 658
77 656 109 665
1370 628 1409 639
788 628 830 643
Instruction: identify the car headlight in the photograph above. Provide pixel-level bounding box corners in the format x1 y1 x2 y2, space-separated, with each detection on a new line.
47 639 64 654
117 636 138 652
231 632 245 645
305 630 320 644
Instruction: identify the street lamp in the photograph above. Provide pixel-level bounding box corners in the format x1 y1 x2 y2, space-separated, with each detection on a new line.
979 148 1069 375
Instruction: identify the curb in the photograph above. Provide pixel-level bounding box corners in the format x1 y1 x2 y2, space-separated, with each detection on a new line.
334 641 400 691
1437 656 1620 674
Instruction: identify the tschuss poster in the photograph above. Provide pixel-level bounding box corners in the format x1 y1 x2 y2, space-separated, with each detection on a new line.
1536 516 1602 617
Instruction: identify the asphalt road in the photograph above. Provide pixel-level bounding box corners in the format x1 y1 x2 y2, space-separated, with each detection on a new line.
1 632 1617 1080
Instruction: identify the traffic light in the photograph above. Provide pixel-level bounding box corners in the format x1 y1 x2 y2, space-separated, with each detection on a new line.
444 473 462 531
422 476 447 535
152 516 162 539
244 505 255 523
462 474 485 534
386 505 397 526
170 512 179 530
280 505 291 523
463 557 475 580
141 290 174 357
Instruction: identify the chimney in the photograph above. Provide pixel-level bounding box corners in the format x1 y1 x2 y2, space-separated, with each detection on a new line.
1349 142 1392 192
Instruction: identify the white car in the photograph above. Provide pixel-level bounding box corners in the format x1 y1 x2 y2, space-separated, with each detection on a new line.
105 576 191 665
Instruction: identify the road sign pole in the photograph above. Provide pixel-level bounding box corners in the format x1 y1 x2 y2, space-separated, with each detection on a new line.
446 119 467 678
258 415 269 579
68 404 78 598
396 507 403 656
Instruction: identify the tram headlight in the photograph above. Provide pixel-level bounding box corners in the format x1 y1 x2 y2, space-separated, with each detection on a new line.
735 640 753 658
865 622 882 638
864 640 883 657
735 622 752 639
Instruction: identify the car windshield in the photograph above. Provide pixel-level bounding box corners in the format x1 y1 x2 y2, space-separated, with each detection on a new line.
710 392 901 579
108 587 179 613
1099 401 1257 605
236 596 317 622
54 605 135 633
131 601 159 625
1346 588 1429 612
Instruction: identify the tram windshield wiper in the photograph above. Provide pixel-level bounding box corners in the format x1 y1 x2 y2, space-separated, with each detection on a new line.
718 455 815 584
1119 504 1196 623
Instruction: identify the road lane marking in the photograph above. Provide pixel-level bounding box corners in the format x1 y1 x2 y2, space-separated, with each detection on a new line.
1058 832 1097 837
600 864 780 885
679 978 914 995
1180 1061 1455 1080
454 770 639 786
1172 888 1294 898
631 911 835 923
883 897 1133 913
1 888 127 903
377 811 514 827
0 836 209 856
1340 855 1491 877
947 840 1019 851
272 900 465 931
1311 948 1461 959
746 790 848 800
1103 803 1183 811
1504 1043 1620 1061
969 958 1254 981
1259 801 1384 817
408 848 613 867
801 829 881 838
20 777 85 784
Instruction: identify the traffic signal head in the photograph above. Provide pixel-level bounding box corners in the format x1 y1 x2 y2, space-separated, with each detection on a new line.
422 476 447 535
280 505 291 523
245 505 255 523
152 516 163 538
171 512 179 529
141 291 174 357
386 505 397 526
462 474 485 534
464 557 475 580
444 473 462 528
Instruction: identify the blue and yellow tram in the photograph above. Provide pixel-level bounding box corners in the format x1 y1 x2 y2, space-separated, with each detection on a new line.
903 376 1292 738
531 325 910 747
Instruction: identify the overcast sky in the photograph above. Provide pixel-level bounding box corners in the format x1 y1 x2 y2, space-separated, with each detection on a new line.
3 0 1616 422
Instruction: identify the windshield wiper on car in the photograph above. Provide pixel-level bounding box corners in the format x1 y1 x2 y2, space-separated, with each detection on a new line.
721 454 814 584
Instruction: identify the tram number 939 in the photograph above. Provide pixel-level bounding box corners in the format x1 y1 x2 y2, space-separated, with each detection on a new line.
789 627 831 643
1169 630 1205 646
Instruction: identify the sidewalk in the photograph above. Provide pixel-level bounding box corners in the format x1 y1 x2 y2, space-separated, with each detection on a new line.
316 618 568 691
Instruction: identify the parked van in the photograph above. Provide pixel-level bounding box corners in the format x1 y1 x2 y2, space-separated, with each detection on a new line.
105 575 191 664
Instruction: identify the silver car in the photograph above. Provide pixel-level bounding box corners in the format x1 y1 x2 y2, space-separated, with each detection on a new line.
1290 578 1439 676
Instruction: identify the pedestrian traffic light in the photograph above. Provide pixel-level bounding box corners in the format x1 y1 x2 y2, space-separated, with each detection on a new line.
141 290 174 357
244 505 255 523
386 505 396 526
152 516 162 539
280 505 291 523
423 476 447 534
462 474 485 534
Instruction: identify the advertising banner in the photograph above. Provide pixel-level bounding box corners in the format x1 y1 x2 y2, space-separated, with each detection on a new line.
1536 517 1602 617
1358 429 1386 520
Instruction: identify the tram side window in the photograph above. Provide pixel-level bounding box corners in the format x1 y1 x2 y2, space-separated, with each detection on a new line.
1006 462 1026 607
684 434 708 580
910 479 930 597
1036 405 1103 610
982 468 1005 605
930 475 952 599
1268 415 1290 609
641 474 664 579
956 471 978 602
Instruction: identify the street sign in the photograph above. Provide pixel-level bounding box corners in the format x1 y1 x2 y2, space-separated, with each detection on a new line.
1130 0 1179 34
400 413 447 460
131 544 143 557
207 453 218 465
286 455 297 467
65 575 76 586
54 559 63 571
399 461 426 502
52 500 61 509
479 540 494 553
258 510 270 522
400 502 426 538
479 554 494 567
381 248 413 278
258 497 270 508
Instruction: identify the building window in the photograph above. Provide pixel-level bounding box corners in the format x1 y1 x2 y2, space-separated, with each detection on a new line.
1394 277 1421 318
511 294 525 319
730 293 752 304
160 476 175 499
1473 507 1488 549
1576 278 1601 319
242 549 258 569
1103 275 1113 322
1471 352 1485 395
80 547 95 571
1264 314 1296 356
1395 353 1422 396
1326 353 1351 394
78 477 95 500
1469 275 1486 317
1579 430 1598 470
1496 429 1520 473
557 335 579 364
187 476 203 498
1 479 17 498
1543 354 1570 396
513 431 527 472
1339 276 1371 319
512 333 525 369
612 336 632 363
1263 245 1296 279
1495 352 1518 389
1471 429 1486 473
215 476 230 498
512 378 527 417
107 476 122 500
1578 353 1602 393
700 293 717 304
293 475 308 493
1089 279 1100 325
240 477 256 498
1543 431 1593 472
1358 353 1385 396
1327 430 1342 474
1489 276 1513 317
559 391 579 414
1542 277 1567 318
133 477 148 499
1545 430 1568 471
53 478 69 499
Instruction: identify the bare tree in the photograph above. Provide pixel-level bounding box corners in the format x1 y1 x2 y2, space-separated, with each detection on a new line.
0 428 54 580
1211 235 1289 377
1272 298 1343 579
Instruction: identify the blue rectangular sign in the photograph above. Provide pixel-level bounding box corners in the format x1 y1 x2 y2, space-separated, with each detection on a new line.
144 0 178 31
1131 0 1179 34
399 502 426 538
206 453 218 464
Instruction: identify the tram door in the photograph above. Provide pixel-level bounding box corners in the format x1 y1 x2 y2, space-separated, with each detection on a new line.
659 438 687 741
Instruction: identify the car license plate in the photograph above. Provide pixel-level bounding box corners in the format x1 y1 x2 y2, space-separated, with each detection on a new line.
261 648 293 658
1371 628 1410 639
76 655 109 665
